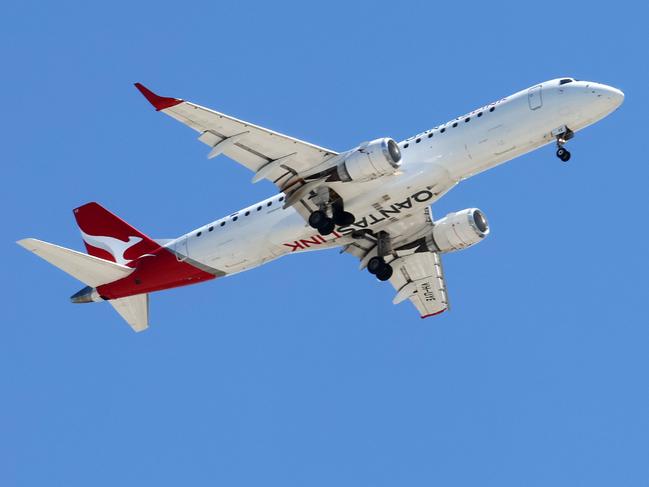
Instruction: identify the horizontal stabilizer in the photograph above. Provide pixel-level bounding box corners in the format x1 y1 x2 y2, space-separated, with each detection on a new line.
109 294 149 332
17 238 133 287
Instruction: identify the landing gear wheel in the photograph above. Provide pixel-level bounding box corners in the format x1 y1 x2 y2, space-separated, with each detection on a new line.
333 211 355 226
318 218 335 236
553 125 574 163
375 264 393 281
556 147 571 162
367 256 385 275
309 210 328 229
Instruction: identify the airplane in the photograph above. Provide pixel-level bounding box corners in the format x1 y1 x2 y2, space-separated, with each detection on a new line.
17 78 624 331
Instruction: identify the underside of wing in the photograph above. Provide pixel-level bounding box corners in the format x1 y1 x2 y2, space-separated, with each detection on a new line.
343 207 450 318
389 251 449 318
134 83 338 189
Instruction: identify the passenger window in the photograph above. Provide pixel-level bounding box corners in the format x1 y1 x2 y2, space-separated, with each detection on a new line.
233 216 238 221
208 226 214 231
403 143 409 148
477 112 483 117
489 106 495 112
220 221 225 226
452 122 458 128
196 231 202 237
279 196 284 202
440 128 445 133
245 211 250 216
267 201 272 207
257 206 262 211
416 138 421 143
465 117 470 122
428 133 433 138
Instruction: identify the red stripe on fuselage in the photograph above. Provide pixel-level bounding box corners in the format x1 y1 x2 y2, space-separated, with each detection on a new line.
97 247 216 299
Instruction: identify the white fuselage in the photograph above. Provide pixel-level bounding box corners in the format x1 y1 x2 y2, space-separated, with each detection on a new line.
169 78 624 275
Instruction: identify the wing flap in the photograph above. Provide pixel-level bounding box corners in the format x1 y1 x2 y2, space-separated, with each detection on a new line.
166 101 336 176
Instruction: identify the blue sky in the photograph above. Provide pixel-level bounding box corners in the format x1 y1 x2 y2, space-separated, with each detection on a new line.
2 1 648 485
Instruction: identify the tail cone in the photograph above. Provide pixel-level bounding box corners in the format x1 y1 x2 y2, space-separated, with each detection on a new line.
70 286 102 304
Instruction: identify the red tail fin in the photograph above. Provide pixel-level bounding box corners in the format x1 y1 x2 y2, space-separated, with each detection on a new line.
73 202 161 267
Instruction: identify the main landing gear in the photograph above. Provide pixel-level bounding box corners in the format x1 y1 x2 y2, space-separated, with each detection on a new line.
308 196 355 236
553 125 574 162
367 256 393 281
366 231 393 281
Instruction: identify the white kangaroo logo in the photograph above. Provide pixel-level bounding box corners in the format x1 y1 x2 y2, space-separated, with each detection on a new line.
80 230 143 265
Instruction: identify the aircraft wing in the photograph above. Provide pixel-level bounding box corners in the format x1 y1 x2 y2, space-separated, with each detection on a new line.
344 207 450 318
388 251 449 318
134 83 338 190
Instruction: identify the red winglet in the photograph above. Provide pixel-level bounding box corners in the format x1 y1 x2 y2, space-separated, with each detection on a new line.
134 82 183 111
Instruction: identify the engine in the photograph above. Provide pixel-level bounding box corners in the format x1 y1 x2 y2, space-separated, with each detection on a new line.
429 208 490 253
335 138 402 182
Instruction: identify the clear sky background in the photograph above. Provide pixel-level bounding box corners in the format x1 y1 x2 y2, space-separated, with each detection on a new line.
2 1 648 485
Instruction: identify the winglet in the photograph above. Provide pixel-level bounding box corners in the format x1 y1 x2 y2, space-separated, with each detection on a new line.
134 83 183 111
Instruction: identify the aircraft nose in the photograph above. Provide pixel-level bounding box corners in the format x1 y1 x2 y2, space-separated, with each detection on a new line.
597 84 625 108
604 85 624 107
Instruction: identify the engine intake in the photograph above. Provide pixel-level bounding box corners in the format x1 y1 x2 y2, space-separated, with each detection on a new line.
336 138 402 182
429 208 489 253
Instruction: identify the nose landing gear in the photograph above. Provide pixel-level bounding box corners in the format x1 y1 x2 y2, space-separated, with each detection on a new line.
556 147 571 162
553 125 574 162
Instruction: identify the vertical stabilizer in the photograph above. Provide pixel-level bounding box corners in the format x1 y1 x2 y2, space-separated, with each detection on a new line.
73 202 161 266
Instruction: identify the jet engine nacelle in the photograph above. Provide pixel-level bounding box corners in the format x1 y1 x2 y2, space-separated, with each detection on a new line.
429 208 489 253
336 138 402 182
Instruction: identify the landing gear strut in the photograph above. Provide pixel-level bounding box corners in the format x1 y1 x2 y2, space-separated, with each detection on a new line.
553 125 574 162
366 231 393 281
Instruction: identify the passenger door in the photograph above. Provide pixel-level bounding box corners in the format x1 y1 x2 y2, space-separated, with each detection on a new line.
528 84 543 110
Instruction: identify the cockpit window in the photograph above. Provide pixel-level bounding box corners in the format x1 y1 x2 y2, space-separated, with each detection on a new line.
559 78 574 85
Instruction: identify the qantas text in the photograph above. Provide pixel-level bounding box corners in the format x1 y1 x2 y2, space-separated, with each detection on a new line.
282 188 436 252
